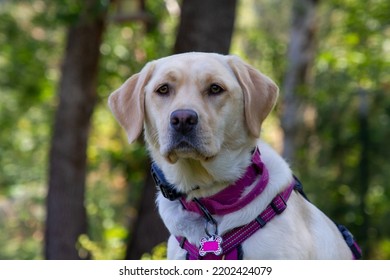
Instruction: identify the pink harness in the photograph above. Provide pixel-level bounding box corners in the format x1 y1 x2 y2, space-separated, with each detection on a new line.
179 148 269 216
151 148 362 260
177 184 295 259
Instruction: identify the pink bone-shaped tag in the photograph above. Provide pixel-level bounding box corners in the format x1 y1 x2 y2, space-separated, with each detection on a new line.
199 235 223 256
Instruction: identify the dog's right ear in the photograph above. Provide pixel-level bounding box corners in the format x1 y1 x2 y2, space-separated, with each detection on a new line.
108 62 155 143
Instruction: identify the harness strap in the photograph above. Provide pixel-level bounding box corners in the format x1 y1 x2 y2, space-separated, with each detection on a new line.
176 180 295 260
293 177 362 260
337 224 362 259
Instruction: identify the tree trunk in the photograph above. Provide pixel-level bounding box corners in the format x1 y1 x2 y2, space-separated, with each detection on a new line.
174 0 237 54
125 158 169 260
281 0 319 162
45 0 108 259
125 0 238 259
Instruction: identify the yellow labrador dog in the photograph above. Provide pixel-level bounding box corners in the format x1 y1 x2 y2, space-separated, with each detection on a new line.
108 52 360 259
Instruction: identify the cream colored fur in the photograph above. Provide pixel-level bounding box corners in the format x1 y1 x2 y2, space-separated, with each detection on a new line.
108 52 353 259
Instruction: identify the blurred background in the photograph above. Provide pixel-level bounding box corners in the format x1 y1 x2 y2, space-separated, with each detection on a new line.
0 0 389 260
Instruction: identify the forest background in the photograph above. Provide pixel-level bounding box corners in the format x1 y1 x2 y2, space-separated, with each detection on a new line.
0 0 389 260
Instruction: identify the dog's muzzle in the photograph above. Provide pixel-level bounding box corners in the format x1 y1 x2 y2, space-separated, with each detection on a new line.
167 109 200 153
163 109 216 163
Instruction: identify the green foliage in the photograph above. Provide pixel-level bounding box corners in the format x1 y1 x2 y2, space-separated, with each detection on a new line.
232 0 291 82
0 0 173 259
0 182 45 259
310 0 390 259
0 0 61 259
141 242 167 260
78 227 127 260
0 0 59 190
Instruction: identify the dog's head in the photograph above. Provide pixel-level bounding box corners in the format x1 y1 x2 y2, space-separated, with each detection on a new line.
109 53 278 167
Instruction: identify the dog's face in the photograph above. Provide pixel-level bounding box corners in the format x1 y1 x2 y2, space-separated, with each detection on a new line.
144 54 251 164
109 53 278 165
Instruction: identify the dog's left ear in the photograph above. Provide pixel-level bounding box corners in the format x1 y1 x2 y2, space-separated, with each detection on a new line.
228 56 279 137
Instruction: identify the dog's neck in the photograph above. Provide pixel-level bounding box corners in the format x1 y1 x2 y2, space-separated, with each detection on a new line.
149 143 256 199
179 147 268 216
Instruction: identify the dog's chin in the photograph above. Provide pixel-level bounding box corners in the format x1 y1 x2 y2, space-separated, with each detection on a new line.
162 142 216 164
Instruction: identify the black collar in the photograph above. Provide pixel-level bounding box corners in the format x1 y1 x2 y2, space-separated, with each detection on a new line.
151 162 183 201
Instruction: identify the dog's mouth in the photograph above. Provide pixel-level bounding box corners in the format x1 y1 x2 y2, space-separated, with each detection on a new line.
173 139 194 150
163 138 216 163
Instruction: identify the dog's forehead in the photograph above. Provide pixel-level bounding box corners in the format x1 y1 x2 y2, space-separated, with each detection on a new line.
151 53 234 82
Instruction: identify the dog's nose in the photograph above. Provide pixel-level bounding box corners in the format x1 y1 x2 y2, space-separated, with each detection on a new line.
170 109 198 134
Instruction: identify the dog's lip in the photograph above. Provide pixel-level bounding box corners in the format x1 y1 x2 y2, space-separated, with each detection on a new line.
167 135 198 151
163 139 216 162
173 140 195 150
166 140 199 157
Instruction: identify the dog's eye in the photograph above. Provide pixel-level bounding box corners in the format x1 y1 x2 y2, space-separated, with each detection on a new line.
155 84 170 95
209 84 225 95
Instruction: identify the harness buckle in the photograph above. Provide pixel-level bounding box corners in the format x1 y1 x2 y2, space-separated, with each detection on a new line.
270 194 287 214
151 163 183 201
255 216 267 227
293 175 310 201
179 236 186 249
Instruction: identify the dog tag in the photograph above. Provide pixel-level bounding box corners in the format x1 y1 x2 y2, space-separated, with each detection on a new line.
199 235 223 256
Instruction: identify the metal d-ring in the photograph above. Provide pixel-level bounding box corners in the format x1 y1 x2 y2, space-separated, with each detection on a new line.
193 197 219 238
204 219 218 238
